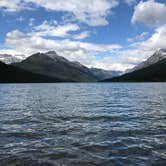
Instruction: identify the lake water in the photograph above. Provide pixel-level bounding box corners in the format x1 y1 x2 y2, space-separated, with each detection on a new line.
0 83 166 166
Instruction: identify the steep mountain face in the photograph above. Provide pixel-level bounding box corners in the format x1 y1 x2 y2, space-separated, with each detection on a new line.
103 59 166 82
90 68 121 80
13 51 98 82
0 54 21 64
128 49 166 72
0 61 63 83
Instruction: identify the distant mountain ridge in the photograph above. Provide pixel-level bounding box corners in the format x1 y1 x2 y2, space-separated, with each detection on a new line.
13 51 97 82
12 51 119 82
0 61 63 83
90 68 122 80
37 51 121 80
0 54 21 64
103 49 166 82
0 51 121 82
128 49 166 73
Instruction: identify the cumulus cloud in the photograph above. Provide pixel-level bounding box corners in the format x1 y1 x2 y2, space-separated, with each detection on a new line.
0 0 33 12
0 0 119 26
4 25 166 71
32 21 80 37
0 0 22 12
138 25 166 51
29 18 35 26
92 24 166 71
4 24 166 71
132 0 166 27
116 24 166 71
127 32 149 42
125 0 136 6
5 29 121 68
90 47 154 71
28 0 119 26
73 31 90 40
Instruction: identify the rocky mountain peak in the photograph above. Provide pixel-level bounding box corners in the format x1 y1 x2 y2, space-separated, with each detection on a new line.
127 48 166 73
157 48 166 53
45 51 69 63
45 51 58 56
147 48 166 64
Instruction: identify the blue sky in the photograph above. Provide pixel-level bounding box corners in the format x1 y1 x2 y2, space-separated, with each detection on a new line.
0 0 166 71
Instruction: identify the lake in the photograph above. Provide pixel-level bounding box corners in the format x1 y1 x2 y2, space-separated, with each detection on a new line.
0 83 166 166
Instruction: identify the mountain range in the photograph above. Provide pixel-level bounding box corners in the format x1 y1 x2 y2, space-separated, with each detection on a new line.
90 68 121 80
0 61 62 83
103 49 166 82
1 49 166 83
0 51 119 83
0 54 21 64
128 49 166 72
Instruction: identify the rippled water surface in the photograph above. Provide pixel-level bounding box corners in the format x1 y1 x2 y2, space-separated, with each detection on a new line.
0 83 166 166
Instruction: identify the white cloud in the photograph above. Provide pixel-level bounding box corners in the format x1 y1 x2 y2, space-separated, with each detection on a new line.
111 24 166 71
16 16 24 22
27 0 119 26
127 32 149 42
4 25 166 71
0 0 21 12
0 49 22 56
4 24 166 71
91 24 166 71
32 21 80 37
29 18 35 26
3 23 166 71
0 0 119 26
132 0 166 27
5 29 121 69
91 48 153 71
73 31 90 40
125 0 136 6
0 0 32 12
138 25 166 51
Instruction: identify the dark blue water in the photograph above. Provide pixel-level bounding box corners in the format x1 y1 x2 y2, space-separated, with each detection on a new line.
0 83 166 166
